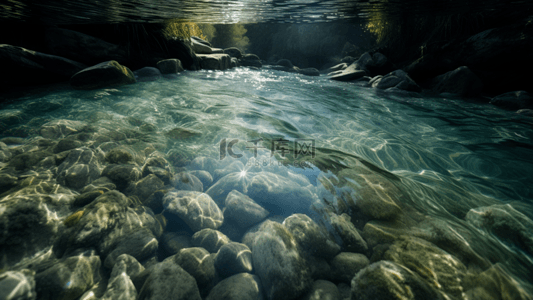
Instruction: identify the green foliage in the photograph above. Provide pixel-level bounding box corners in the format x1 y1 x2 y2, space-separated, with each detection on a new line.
211 23 250 52
163 20 207 40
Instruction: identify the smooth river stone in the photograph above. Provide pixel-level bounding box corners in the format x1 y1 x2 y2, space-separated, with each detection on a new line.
214 242 253 278
163 190 223 232
224 190 269 229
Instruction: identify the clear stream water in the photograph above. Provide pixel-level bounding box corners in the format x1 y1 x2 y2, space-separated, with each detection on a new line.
1 68 533 296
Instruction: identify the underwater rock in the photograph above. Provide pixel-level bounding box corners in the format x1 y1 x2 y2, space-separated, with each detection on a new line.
102 164 142 191
431 66 483 97
57 147 102 190
105 147 134 164
0 142 12 162
214 242 253 278
189 170 213 189
70 60 136 90
464 263 532 300
330 252 370 283
166 37 200 71
247 172 317 216
138 259 201 300
157 59 184 74
307 256 332 281
197 54 231 70
104 228 159 269
231 57 238 68
133 67 162 82
170 247 216 296
517 109 533 117
171 172 203 192
189 156 221 175
35 250 101 300
383 236 467 299
300 280 341 300
206 273 264 300
0 195 62 266
240 54 262 68
0 44 87 87
466 204 533 256
224 190 269 229
212 160 245 182
191 228 231 253
0 173 17 190
100 255 140 300
490 90 533 110
251 221 312 300
142 156 172 184
125 174 164 202
224 47 243 59
328 213 368 253
73 190 105 207
283 214 340 259
39 119 86 139
373 69 421 92
351 261 442 300
0 269 36 300
8 150 51 172
45 28 127 66
161 232 192 256
163 190 223 232
405 54 457 84
297 68 320 76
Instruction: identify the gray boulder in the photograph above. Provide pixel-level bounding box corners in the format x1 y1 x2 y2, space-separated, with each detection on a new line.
172 172 203 192
432 66 482 97
240 54 262 68
276 59 294 68
170 247 216 295
197 54 231 70
100 255 141 300
466 204 533 256
330 252 369 283
45 28 127 65
0 44 87 87
373 69 421 92
490 91 533 110
214 242 253 278
57 147 102 190
251 221 312 300
157 59 184 74
104 228 159 268
134 67 161 82
224 47 243 58
206 273 264 300
0 270 36 300
224 190 269 229
163 190 223 232
351 261 442 300
192 228 230 253
138 259 202 300
191 38 213 54
300 280 341 300
102 164 142 191
35 250 101 300
328 213 368 253
70 60 136 90
161 232 191 256
283 214 340 259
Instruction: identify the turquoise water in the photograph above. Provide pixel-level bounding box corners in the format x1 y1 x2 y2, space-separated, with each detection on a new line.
1 68 533 297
